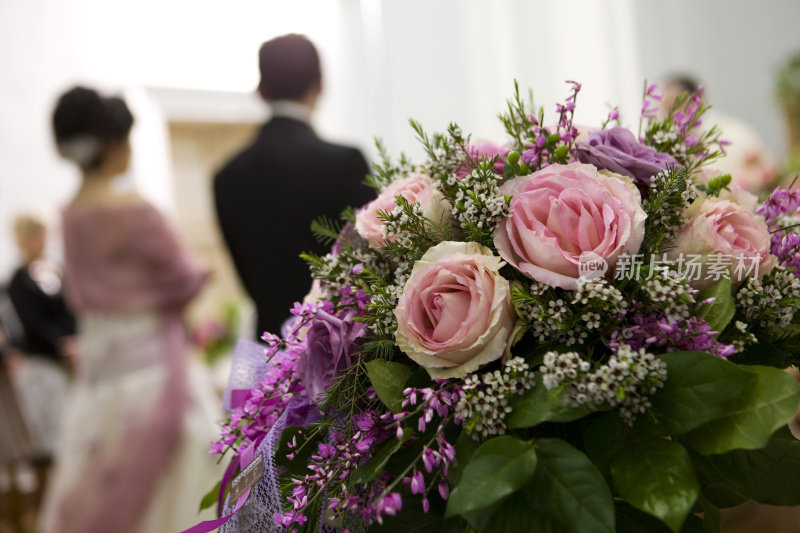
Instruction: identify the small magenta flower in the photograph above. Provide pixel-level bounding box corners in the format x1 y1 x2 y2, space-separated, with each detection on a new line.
376 493 403 523
410 471 425 495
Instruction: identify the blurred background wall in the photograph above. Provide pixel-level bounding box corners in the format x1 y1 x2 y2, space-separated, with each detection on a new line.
1 0 798 322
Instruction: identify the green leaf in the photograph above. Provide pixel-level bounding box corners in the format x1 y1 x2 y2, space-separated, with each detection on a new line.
482 491 539 533
610 439 699 532
448 431 481 487
695 275 735 334
365 359 414 413
698 493 721 533
680 364 800 454
634 351 755 437
198 480 222 513
580 412 631 475
352 429 413 484
508 373 609 429
615 503 705 533
689 426 800 507
616 502 672 533
446 436 538 517
526 438 615 533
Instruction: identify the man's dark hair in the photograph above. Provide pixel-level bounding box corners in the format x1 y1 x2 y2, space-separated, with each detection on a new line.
258 34 321 101
664 74 700 95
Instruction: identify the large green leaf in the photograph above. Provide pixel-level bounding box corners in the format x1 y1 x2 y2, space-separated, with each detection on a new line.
580 412 632 475
680 364 800 454
446 436 538 517
634 351 754 437
615 503 705 533
482 491 540 533
448 431 481 487
610 439 699 532
508 373 608 429
365 359 414 413
694 276 735 334
525 438 615 533
690 426 800 507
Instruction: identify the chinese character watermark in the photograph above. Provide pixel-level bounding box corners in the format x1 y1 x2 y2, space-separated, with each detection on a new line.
613 253 759 282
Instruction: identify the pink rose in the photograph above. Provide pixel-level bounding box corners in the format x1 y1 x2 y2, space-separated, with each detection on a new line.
494 163 646 290
671 199 775 289
456 141 509 177
355 174 450 249
394 241 515 379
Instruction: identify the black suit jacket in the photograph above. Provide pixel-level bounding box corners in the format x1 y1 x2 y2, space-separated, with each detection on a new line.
7 266 76 360
214 117 372 338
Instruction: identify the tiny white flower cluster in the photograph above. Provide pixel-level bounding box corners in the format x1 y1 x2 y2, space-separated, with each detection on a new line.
572 278 627 313
541 345 668 425
515 278 630 345
454 356 535 440
643 269 695 320
381 203 425 248
516 298 584 345
651 129 678 146
367 259 413 334
453 169 509 232
731 320 757 353
738 267 800 329
651 128 687 160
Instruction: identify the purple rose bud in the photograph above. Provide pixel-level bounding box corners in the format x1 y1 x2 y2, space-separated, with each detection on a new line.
297 310 365 401
574 127 680 194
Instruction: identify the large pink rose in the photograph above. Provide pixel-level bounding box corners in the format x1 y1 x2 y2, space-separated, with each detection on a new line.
671 198 775 289
355 174 450 249
394 241 515 379
494 163 646 290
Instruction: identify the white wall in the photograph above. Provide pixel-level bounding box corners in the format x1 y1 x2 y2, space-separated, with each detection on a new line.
2 0 797 281
633 0 800 160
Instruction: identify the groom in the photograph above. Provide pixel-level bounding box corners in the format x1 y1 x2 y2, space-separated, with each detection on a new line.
214 34 372 339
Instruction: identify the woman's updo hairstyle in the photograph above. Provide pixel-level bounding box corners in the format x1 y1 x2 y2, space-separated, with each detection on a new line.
52 86 134 170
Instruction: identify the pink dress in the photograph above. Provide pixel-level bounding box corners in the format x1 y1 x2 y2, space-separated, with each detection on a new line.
40 202 222 533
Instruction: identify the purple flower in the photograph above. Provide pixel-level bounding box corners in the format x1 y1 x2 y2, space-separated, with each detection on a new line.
376 492 403 523
574 127 679 193
297 309 366 400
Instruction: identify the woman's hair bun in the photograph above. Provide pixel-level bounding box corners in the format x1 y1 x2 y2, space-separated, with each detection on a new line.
52 86 133 169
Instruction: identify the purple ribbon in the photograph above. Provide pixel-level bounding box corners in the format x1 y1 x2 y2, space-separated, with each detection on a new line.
179 440 259 533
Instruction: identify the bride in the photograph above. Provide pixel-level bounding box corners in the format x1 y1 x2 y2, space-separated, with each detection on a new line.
39 86 222 533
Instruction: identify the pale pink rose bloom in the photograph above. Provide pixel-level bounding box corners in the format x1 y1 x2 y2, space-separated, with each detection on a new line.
494 163 646 290
394 241 515 379
671 198 775 289
355 174 450 249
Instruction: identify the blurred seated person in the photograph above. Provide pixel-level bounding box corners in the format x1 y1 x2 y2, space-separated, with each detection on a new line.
6 214 73 462
214 33 373 339
660 74 777 193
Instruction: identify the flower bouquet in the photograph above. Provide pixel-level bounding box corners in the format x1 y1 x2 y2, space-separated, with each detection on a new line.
200 81 800 533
